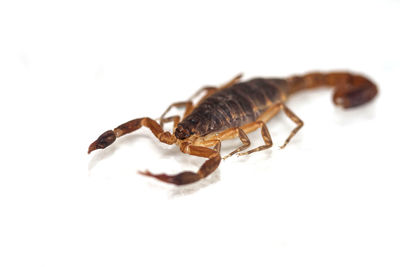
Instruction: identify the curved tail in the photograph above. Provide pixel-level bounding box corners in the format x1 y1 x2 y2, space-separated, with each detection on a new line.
286 72 378 108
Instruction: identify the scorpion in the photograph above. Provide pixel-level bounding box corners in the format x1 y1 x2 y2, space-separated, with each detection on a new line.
88 72 378 185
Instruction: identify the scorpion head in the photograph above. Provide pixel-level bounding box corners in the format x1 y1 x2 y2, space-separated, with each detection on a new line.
175 116 200 140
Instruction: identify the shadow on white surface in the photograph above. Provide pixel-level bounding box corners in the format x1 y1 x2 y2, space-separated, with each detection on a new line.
333 100 378 126
88 144 119 171
168 170 221 197
88 132 176 170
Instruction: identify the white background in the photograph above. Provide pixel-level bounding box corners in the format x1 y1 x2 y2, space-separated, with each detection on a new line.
1 0 399 266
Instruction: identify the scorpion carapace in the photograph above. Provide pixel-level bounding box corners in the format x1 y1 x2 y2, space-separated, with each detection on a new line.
88 72 378 185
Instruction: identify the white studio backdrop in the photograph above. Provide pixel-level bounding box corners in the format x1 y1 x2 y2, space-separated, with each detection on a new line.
0 0 399 266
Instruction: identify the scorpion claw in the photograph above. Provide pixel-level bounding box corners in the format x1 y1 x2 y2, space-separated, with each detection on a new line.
88 130 116 154
138 170 201 185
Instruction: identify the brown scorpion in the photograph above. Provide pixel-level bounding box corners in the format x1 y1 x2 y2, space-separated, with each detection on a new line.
88 72 378 185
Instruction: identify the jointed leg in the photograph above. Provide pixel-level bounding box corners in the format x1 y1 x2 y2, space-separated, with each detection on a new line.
220 128 250 159
140 142 222 185
238 122 273 156
256 102 303 149
88 117 176 154
279 104 303 149
219 73 243 90
189 86 218 102
190 74 243 104
203 102 301 158
212 139 221 153
159 115 180 130
195 125 251 159
159 101 193 129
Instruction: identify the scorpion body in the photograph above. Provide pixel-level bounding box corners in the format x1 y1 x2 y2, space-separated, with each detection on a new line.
88 72 378 185
176 78 287 139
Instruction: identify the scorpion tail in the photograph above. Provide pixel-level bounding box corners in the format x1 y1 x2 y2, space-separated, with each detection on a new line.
287 72 378 108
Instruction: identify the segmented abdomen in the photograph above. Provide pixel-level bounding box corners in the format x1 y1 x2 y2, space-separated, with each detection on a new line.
185 78 287 136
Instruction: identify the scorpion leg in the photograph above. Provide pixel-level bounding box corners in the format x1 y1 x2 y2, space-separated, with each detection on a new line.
159 102 193 129
160 115 181 130
190 73 243 104
219 73 243 89
88 117 176 154
220 128 250 159
212 102 300 157
139 142 222 185
237 122 273 156
279 104 304 149
189 86 218 102
254 102 303 149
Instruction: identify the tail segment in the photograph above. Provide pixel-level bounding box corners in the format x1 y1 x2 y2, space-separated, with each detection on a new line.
287 72 378 108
